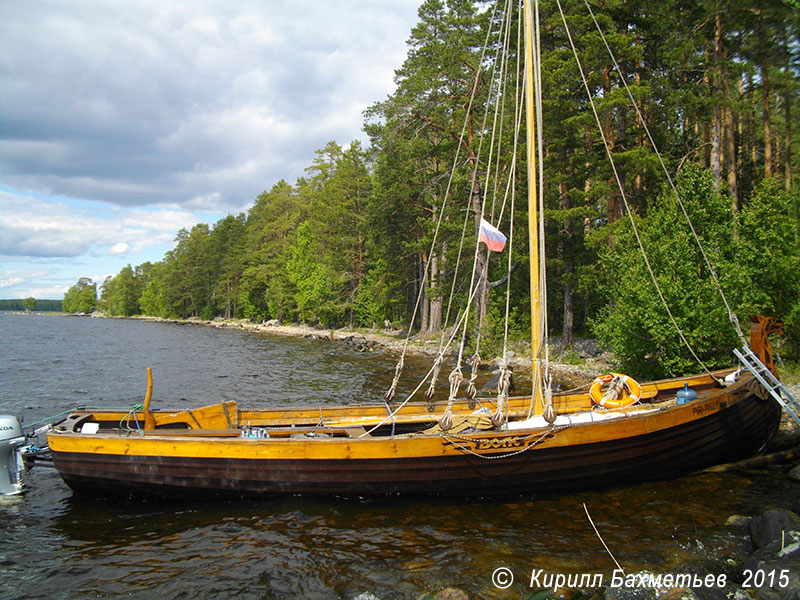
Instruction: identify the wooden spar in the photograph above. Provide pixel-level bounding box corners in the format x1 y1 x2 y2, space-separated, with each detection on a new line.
143 367 155 430
525 0 544 415
42 0 787 500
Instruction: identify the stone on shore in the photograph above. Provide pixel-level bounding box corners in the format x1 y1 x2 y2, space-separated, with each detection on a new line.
749 509 800 550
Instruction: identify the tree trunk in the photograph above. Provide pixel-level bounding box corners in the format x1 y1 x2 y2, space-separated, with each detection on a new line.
427 252 442 333
559 180 574 346
418 253 428 333
786 88 792 194
762 64 773 178
782 24 793 195
715 7 738 205
723 101 738 208
703 44 712 169
601 66 619 223
420 264 429 334
710 10 723 187
747 72 757 167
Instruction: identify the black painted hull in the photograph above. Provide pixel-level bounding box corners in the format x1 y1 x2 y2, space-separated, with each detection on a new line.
50 391 781 498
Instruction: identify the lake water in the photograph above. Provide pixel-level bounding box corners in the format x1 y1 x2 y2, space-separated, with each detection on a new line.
0 312 797 599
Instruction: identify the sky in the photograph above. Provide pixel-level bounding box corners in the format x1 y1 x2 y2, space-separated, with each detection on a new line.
0 0 422 300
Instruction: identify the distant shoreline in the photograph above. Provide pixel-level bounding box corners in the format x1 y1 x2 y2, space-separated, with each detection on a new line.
12 310 800 440
62 311 608 388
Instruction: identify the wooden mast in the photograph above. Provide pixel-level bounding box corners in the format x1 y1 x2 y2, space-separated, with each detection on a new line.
525 0 544 415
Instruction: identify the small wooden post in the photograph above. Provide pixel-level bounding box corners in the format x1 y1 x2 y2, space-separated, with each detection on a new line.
143 367 155 430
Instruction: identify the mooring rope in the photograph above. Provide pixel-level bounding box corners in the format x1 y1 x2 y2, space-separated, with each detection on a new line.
23 403 145 431
121 404 146 435
23 408 78 431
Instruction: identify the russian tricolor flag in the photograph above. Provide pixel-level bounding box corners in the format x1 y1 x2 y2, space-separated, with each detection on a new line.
478 218 507 252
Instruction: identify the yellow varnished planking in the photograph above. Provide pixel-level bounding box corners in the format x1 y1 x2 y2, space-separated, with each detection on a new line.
47 369 757 472
47 380 743 462
58 368 734 435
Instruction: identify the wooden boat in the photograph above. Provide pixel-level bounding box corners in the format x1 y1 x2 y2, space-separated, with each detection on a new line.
45 0 783 498
46 322 781 497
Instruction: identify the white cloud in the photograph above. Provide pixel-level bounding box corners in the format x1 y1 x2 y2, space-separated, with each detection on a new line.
0 276 25 289
0 270 49 290
0 190 203 258
0 0 422 298
0 0 420 211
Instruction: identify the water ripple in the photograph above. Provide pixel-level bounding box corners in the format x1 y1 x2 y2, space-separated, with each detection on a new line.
1 314 798 599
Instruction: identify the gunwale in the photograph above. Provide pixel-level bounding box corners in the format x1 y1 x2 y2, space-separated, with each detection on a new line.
46 369 781 497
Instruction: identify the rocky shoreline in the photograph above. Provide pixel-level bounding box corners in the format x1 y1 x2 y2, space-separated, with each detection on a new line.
419 510 800 600
128 315 800 600
40 312 800 599
602 506 800 600
120 314 608 390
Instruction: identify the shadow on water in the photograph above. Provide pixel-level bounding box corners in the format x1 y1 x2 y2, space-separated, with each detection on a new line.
34 467 797 599
2 314 799 600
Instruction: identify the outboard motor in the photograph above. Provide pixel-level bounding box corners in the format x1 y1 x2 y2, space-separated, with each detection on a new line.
0 415 25 495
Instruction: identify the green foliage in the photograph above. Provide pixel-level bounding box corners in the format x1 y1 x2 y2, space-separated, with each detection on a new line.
99 265 143 316
22 297 35 311
737 179 800 357
286 221 343 326
592 166 800 378
62 278 97 314
210 214 248 319
238 180 304 322
352 259 405 327
737 179 800 317
66 0 797 377
0 299 62 311
238 265 271 322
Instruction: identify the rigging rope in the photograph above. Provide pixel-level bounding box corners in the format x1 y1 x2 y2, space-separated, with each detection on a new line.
455 0 519 412
384 0 504 404
362 277 489 437
581 0 747 347
427 0 515 424
554 0 720 380
492 1 524 428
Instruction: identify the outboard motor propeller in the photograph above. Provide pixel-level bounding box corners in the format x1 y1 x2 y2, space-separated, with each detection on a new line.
0 415 26 495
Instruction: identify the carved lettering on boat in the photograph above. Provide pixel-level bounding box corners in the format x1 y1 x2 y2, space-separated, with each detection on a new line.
476 436 527 450
447 432 554 455
691 402 718 417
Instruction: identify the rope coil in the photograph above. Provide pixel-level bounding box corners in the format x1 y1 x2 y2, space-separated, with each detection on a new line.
425 354 445 401
491 364 512 427
384 357 404 403
439 368 464 431
465 354 481 400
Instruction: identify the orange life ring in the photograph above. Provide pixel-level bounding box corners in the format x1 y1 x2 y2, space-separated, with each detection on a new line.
589 372 642 409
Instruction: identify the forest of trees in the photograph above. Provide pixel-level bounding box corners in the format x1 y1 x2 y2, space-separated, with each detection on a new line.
0 298 62 312
78 0 799 377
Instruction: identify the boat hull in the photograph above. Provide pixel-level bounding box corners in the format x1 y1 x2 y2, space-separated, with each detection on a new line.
48 386 780 498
